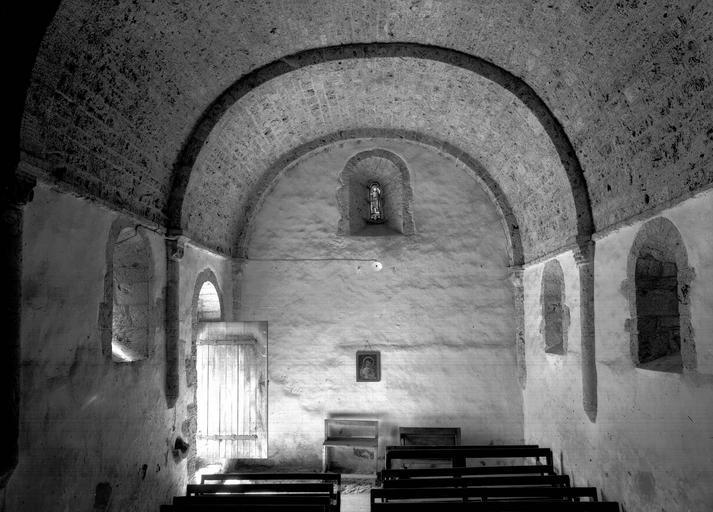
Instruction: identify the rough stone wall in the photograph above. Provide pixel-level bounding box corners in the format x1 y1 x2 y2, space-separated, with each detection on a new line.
20 1 712 250
6 183 233 511
236 138 523 468
523 189 713 512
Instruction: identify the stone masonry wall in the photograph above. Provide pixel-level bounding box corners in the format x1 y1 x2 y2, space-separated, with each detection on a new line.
6 183 232 512
523 189 713 512
21 1 712 254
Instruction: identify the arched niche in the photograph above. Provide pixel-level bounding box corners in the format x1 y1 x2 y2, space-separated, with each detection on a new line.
625 217 696 372
101 219 153 363
337 149 415 236
541 259 568 355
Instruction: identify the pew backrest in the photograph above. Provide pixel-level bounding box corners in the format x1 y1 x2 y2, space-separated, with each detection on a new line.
385 446 553 469
379 464 555 482
370 501 620 511
371 485 598 502
380 474 570 488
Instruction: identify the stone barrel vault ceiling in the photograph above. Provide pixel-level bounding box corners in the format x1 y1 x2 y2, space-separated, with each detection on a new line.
19 0 713 260
183 55 576 260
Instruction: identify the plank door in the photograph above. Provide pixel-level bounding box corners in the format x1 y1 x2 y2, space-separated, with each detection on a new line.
196 322 267 460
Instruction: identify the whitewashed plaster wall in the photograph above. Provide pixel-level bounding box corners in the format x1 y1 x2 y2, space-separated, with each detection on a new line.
524 189 713 512
236 138 523 469
8 183 232 511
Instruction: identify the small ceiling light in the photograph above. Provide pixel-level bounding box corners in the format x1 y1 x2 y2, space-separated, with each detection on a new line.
372 261 383 271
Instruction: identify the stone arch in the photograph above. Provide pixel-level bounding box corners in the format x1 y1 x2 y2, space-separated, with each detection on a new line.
100 218 153 362
234 130 523 266
540 259 569 355
625 217 696 372
191 268 224 323
167 43 592 262
337 148 415 236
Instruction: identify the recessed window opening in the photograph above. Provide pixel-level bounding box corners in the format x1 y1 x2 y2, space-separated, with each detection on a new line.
111 227 151 362
635 251 681 372
542 259 567 355
337 148 415 236
197 281 221 321
627 217 695 373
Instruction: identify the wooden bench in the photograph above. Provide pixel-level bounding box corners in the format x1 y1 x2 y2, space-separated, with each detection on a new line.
379 465 555 483
385 446 551 469
186 483 336 499
201 472 341 487
160 472 341 511
381 474 570 489
399 427 461 446
163 500 330 511
372 485 599 502
175 494 333 506
373 485 597 501
370 502 620 511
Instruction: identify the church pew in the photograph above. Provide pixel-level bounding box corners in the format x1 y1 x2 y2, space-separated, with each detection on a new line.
164 493 332 511
371 485 598 503
175 494 333 506
162 502 329 511
385 446 553 469
378 464 555 482
197 473 340 510
187 483 335 496
370 501 620 511
380 474 570 489
201 472 340 485
399 426 462 446
386 445 538 450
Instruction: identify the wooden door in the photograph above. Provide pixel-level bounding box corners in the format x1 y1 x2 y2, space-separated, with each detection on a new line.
196 322 267 459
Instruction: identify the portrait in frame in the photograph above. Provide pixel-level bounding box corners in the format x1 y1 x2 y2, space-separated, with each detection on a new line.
356 350 380 382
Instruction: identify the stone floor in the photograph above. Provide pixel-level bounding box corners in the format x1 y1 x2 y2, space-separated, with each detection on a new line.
341 491 370 512
341 477 373 512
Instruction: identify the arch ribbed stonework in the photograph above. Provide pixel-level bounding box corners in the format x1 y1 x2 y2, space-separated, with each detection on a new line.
20 2 711 243
232 130 524 266
168 44 592 263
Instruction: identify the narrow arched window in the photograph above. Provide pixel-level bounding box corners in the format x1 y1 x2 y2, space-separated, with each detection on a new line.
542 259 567 354
197 280 222 321
627 217 695 372
111 227 151 362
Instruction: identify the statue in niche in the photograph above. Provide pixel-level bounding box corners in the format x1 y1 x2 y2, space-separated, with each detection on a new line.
367 181 385 223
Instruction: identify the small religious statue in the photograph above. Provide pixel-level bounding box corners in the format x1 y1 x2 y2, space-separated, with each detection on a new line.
367 181 385 223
